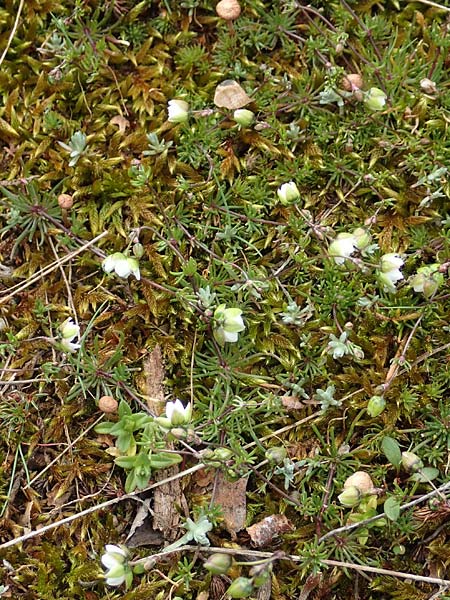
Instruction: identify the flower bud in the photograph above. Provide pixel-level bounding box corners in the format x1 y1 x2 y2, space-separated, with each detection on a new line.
204 553 233 575
352 227 371 250
58 193 73 209
367 395 385 417
338 485 361 508
401 451 423 472
342 73 364 91
265 447 287 464
409 264 443 298
364 87 387 111
133 242 145 258
343 471 374 494
233 109 255 127
226 576 254 598
277 181 300 204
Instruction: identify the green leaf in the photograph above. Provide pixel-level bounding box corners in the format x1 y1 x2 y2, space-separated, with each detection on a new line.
149 451 183 470
384 496 401 521
410 467 440 482
381 436 402 467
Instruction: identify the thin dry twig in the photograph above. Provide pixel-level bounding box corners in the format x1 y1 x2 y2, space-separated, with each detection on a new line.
130 544 450 587
0 0 25 69
319 480 450 543
0 231 107 305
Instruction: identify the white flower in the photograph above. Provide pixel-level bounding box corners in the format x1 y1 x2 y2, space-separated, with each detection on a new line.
409 264 443 298
60 317 79 340
102 252 140 280
328 233 357 265
213 304 245 345
59 317 81 353
277 181 300 204
233 109 254 127
380 253 404 272
165 399 191 426
378 253 404 293
101 544 129 587
167 99 189 123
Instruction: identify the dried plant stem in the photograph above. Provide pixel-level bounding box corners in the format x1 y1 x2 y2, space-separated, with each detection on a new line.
319 480 450 543
131 544 450 587
0 412 321 551
410 0 450 11
0 0 25 68
0 231 108 305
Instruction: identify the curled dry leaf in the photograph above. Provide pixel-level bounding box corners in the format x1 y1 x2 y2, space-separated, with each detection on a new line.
214 80 252 110
109 115 130 134
246 514 293 547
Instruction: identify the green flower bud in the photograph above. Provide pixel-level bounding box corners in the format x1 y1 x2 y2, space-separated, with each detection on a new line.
233 109 255 127
133 242 145 258
227 577 254 598
364 87 387 111
338 485 361 508
401 451 423 472
367 395 386 417
265 447 287 464
249 564 271 587
352 227 371 250
204 553 233 575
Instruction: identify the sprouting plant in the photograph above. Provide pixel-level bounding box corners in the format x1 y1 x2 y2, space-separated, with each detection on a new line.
115 449 182 493
325 331 364 360
95 400 153 454
58 131 88 166
314 384 341 411
162 514 213 552
142 132 173 157
280 300 314 326
0 182 63 257
128 164 153 188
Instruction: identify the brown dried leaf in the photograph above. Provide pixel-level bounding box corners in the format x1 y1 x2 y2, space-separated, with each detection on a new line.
214 80 251 109
212 471 247 537
109 115 130 134
246 514 293 547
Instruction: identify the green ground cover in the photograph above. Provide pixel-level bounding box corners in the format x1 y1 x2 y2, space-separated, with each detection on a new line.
0 0 450 597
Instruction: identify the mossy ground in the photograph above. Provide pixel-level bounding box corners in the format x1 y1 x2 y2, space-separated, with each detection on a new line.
0 0 450 598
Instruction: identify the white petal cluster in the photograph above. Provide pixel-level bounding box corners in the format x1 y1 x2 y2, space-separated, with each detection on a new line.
102 252 140 280
167 99 189 123
59 317 81 353
277 181 300 204
213 304 245 345
101 544 129 586
328 227 373 265
378 253 404 293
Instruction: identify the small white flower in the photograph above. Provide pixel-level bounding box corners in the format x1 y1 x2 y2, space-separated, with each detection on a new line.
165 399 191 426
60 317 80 340
101 544 129 587
167 99 189 123
380 253 404 273
328 233 357 265
59 317 81 353
102 252 140 281
213 304 245 345
277 181 300 204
